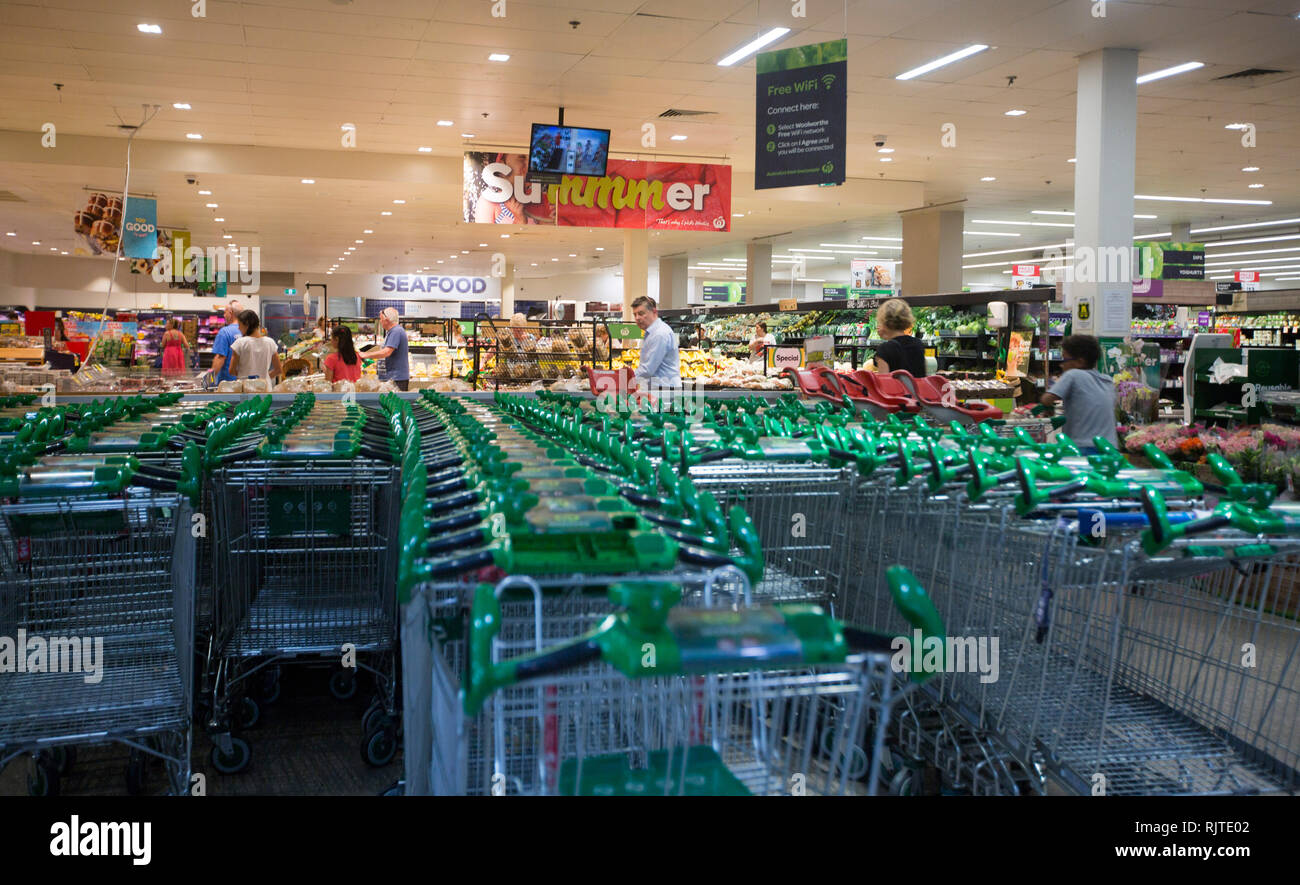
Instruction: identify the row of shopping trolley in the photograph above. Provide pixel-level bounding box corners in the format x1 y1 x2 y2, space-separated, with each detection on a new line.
0 391 416 793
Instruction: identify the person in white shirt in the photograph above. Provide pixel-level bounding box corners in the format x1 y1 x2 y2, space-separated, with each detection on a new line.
748 320 776 367
229 309 283 383
631 295 680 390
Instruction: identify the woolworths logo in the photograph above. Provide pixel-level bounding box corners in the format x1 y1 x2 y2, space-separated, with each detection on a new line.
0 630 104 684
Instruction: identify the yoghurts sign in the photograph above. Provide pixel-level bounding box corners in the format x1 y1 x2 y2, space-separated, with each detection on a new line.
463 152 731 230
382 275 489 295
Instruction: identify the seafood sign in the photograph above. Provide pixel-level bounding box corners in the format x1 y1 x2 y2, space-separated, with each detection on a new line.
464 152 731 230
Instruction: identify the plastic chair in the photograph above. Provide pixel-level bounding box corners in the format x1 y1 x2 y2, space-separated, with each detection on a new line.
890 371 1003 425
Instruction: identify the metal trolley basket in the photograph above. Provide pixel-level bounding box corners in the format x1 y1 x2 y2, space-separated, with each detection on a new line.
0 471 195 796
434 566 943 797
208 454 401 773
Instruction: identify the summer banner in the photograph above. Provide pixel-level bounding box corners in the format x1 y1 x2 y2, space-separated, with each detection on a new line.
464 153 731 231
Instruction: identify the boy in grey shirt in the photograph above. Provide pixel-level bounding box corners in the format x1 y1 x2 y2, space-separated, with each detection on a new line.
1041 334 1117 454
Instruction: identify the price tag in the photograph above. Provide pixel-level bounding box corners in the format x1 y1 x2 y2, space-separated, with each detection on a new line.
690 306 708 315
778 298 799 311
848 298 882 311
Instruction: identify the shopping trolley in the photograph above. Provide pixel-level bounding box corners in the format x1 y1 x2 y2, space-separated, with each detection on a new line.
0 455 197 795
439 565 943 796
207 398 402 774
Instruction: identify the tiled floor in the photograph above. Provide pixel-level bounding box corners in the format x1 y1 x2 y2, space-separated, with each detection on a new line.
0 666 401 796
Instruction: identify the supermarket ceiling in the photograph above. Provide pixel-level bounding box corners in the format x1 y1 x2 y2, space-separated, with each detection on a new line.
1 0 1299 278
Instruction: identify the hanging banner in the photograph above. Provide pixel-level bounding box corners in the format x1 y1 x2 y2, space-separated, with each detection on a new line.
74 191 124 255
1136 242 1205 280
121 197 158 259
754 39 847 190
463 153 730 231
702 281 745 303
850 259 895 295
129 228 175 276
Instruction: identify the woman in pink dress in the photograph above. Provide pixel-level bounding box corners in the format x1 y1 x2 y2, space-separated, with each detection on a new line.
160 319 189 375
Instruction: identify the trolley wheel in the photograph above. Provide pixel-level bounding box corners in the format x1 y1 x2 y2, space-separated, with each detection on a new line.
50 745 76 775
125 752 148 796
237 696 261 730
255 667 282 704
210 737 251 775
362 702 387 735
361 726 397 768
889 768 916 797
329 669 357 701
28 756 60 797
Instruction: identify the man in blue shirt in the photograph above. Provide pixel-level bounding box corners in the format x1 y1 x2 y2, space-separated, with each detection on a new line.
209 300 243 384
631 295 680 391
367 307 410 391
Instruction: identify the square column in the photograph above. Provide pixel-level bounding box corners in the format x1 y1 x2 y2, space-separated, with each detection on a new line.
622 229 648 319
1072 48 1138 337
746 241 772 305
900 201 964 296
658 255 688 311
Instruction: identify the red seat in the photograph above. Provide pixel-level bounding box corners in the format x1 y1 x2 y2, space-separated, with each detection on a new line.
850 370 921 412
588 366 637 396
833 371 901 419
890 371 1003 424
781 366 843 402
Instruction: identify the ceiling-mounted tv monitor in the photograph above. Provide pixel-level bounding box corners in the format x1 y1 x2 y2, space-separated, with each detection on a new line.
528 123 610 180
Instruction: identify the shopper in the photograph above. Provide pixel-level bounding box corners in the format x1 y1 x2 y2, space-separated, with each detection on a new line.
1040 334 1117 453
209 300 244 383
748 320 775 366
872 298 926 377
229 309 283 383
160 319 190 375
631 295 680 389
594 324 611 360
367 307 410 391
323 325 362 383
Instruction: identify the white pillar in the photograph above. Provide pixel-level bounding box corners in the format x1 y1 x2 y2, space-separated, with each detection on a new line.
1170 222 1192 242
658 255 688 310
900 201 964 296
746 241 772 304
500 259 515 319
1072 48 1138 337
622 229 648 319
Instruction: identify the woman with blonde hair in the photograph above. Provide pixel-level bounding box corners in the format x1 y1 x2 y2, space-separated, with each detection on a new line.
872 298 926 377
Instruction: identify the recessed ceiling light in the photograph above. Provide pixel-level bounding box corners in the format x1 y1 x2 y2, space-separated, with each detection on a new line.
49 247 57 251
436 121 453 127
393 200 405 205
501 234 509 238
896 44 989 81
341 123 355 131
4 232 14 236
31 241 40 245
355 240 363 244
1067 158 1077 163
552 258 559 261
363 229 373 234
489 53 510 62
531 262 538 266
880 157 893 162
1242 166 1260 172
326 271 332 275
461 133 475 139
173 102 191 110
1224 123 1251 130
717 27 791 66
222 234 232 239
1249 183 1265 188
877 147 894 154
347 247 355 252
1005 109 1027 116
1136 61 1203 84
205 203 217 208
381 211 392 215
670 135 687 141
595 247 604 251
859 236 903 242
478 243 487 247
1192 217 1300 234
198 189 211 195
980 176 996 182
301 179 314 184
418 146 433 152
186 133 202 140
437 260 443 264
462 250 470 254
60 251 68 255
568 253 577 257
963 230 1021 237
213 217 224 222
137 23 162 34
1136 193 1271 205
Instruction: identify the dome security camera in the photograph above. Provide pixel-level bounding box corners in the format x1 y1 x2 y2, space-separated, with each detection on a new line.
874 135 887 148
